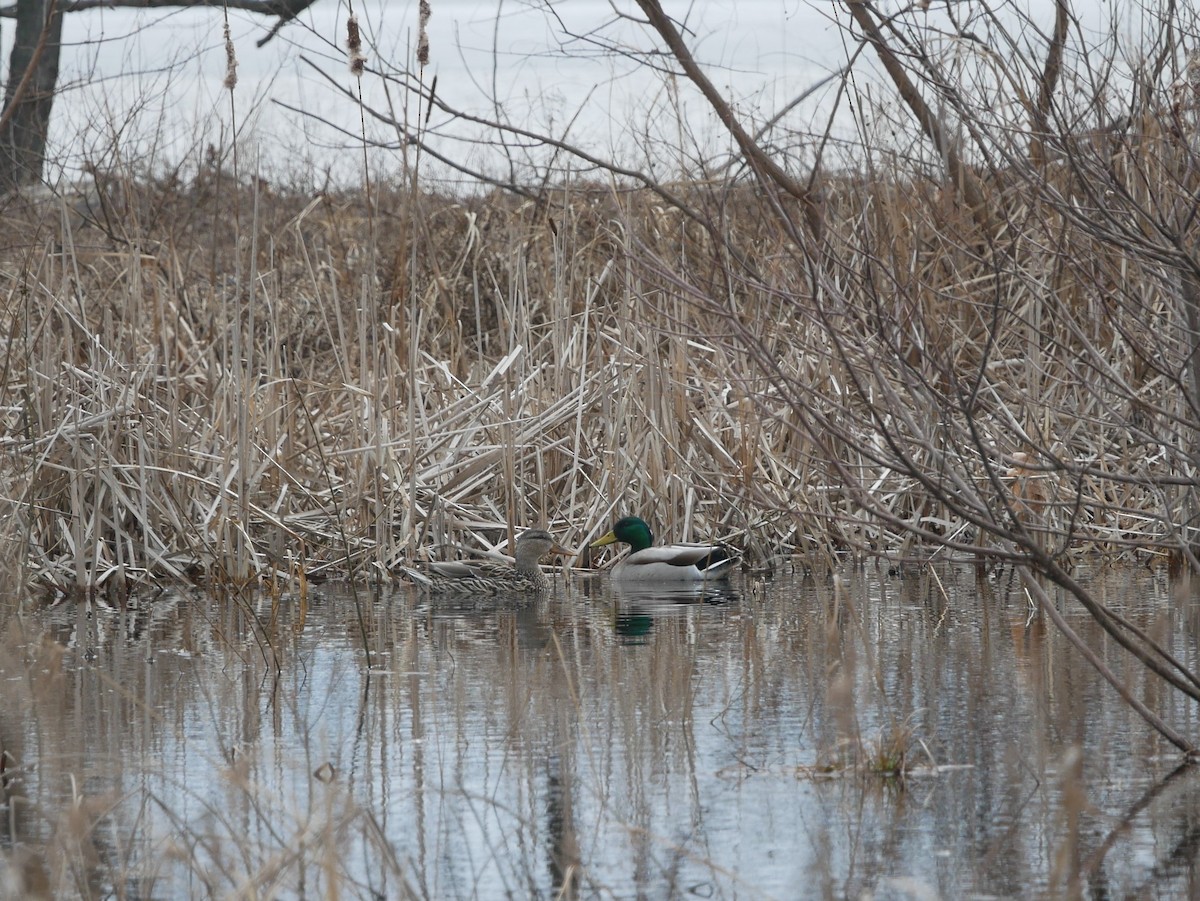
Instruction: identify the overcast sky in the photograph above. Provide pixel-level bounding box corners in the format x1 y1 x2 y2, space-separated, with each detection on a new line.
28 0 1142 189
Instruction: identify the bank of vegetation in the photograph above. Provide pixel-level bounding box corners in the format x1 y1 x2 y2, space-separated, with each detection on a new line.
0 15 1190 613
0 172 865 590
2 3 1197 602
0 131 1194 593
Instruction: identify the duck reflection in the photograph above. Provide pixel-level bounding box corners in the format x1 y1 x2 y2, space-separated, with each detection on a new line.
609 580 741 605
605 579 741 643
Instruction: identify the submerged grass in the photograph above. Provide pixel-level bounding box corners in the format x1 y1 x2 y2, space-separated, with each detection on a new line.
809 718 925 781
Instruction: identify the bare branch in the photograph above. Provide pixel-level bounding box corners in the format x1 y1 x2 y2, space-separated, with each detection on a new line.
0 0 317 24
632 0 824 239
1029 0 1071 166
844 0 993 234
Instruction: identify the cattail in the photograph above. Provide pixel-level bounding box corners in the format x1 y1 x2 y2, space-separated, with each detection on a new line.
223 22 238 90
347 15 367 76
1187 50 1200 113
417 0 431 67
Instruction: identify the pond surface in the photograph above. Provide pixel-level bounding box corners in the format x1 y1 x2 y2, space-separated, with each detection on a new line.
3 566 1200 899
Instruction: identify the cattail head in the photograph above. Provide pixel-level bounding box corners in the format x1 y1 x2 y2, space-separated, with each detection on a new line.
347 15 367 76
223 22 238 90
417 0 431 67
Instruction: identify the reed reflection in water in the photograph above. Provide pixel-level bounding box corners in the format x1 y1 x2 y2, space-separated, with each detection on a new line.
3 567 1200 898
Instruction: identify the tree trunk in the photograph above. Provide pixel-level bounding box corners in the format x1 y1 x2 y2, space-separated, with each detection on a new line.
0 0 64 192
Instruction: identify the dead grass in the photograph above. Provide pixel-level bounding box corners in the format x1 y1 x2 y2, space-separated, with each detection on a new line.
0 154 1194 590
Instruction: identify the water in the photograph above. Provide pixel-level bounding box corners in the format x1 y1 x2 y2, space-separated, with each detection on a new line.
3 566 1200 898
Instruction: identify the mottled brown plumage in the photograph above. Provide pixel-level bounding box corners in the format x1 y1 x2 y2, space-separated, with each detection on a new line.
403 529 572 595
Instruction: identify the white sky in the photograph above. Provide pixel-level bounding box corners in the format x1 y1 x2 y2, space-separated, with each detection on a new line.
22 0 1148 190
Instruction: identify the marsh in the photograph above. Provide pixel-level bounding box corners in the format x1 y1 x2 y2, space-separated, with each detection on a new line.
2 565 1198 898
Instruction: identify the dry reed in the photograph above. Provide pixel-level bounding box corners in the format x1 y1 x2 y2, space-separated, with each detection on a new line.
0 145 1195 591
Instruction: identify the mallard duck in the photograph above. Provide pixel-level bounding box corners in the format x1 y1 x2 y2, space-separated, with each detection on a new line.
403 528 573 595
589 516 737 581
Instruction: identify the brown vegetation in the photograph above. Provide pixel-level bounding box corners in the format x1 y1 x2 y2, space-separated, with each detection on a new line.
0 138 1195 594
0 170 818 591
1 3 1198 627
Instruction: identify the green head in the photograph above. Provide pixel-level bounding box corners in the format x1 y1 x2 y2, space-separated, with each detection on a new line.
590 516 654 553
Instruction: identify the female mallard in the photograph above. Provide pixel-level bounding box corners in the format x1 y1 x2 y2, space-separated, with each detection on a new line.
404 528 573 595
589 516 737 581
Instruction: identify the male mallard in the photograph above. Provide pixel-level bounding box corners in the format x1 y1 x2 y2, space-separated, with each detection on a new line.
589 516 737 581
403 528 573 595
